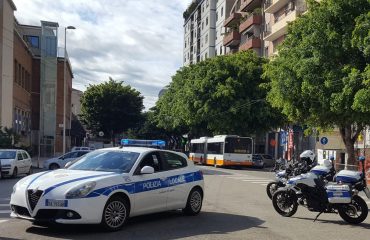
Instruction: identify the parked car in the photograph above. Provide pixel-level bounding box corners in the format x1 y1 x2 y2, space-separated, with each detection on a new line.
252 154 275 167
0 149 32 178
11 147 204 231
71 146 95 152
252 154 265 168
43 150 90 170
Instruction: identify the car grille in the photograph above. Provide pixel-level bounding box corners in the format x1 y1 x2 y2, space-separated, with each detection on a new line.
27 190 43 211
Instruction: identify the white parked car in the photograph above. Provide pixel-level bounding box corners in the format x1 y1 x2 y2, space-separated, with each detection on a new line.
10 147 204 231
71 146 95 152
43 150 90 170
0 149 32 178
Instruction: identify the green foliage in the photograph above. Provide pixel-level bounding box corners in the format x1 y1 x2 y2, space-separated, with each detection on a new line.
80 78 144 138
263 0 370 163
156 51 285 137
0 127 19 148
183 0 201 20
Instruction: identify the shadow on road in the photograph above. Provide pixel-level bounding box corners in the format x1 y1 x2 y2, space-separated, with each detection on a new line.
292 216 370 229
25 211 264 240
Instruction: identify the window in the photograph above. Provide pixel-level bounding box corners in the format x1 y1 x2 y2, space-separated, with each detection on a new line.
14 60 17 83
220 45 223 55
202 21 204 30
25 36 39 48
216 30 218 40
206 17 208 26
207 142 223 154
161 152 187 170
17 152 23 161
17 63 21 85
191 143 205 154
221 7 224 16
216 12 218 22
77 151 89 157
137 152 163 172
21 152 29 159
205 34 208 44
224 137 253 154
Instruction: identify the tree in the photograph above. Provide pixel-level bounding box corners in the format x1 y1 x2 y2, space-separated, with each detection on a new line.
0 127 19 148
263 0 370 165
80 78 144 144
156 51 285 137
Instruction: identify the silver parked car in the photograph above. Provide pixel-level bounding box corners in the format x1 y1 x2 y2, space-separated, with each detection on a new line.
43 150 90 170
0 149 32 178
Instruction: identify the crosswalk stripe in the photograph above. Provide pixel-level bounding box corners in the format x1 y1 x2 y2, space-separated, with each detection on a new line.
0 204 9 207
0 220 9 224
0 210 11 214
261 184 268 186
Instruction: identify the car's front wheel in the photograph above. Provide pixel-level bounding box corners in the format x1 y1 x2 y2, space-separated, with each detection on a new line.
183 188 203 215
49 163 59 170
101 196 129 231
12 167 18 178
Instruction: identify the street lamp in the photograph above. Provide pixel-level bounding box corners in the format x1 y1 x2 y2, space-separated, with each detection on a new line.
63 26 76 154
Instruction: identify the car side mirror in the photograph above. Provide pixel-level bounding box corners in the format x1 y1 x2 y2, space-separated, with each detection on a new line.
140 166 154 174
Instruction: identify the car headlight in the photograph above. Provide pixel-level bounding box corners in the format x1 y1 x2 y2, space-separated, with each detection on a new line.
65 181 96 199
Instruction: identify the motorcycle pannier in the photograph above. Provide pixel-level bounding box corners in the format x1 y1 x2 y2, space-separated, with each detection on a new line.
326 184 351 204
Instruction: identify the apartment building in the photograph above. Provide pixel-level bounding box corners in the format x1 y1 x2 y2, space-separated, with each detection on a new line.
0 0 73 157
183 0 234 65
223 0 263 55
263 0 307 56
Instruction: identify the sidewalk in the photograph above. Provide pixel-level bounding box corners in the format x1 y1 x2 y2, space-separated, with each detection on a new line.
31 157 49 169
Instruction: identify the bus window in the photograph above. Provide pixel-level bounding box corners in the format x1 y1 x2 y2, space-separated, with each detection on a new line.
225 137 252 154
207 142 224 154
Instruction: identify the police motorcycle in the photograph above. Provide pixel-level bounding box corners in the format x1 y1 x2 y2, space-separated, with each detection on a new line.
272 156 370 224
266 150 317 199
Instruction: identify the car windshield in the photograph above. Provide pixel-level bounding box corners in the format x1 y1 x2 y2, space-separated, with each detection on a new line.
0 151 16 159
67 150 139 173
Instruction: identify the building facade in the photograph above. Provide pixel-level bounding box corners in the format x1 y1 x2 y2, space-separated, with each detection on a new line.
183 0 235 65
0 0 73 157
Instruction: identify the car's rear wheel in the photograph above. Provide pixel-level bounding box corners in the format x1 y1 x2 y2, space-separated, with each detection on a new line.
49 163 59 170
183 188 203 215
27 167 33 175
101 196 129 231
12 167 18 178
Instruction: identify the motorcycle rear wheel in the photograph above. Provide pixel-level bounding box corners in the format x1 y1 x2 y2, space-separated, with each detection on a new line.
272 189 298 217
338 195 368 224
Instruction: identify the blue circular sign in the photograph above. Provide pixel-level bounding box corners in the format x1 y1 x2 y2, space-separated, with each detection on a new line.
320 137 328 145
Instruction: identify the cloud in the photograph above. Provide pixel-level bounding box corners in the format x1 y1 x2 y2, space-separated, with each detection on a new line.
13 0 192 110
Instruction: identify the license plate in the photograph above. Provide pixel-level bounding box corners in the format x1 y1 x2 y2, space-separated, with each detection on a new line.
364 187 370 199
333 192 343 197
45 199 68 207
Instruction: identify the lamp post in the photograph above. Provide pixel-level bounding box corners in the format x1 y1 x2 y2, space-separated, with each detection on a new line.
63 26 76 154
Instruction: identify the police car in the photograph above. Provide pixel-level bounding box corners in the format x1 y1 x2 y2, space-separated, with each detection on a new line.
10 146 204 231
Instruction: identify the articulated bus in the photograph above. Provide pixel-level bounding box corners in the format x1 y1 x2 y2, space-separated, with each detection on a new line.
189 135 254 167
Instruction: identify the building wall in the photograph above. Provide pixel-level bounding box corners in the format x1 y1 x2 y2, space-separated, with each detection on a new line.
71 88 82 117
13 31 32 145
0 0 15 128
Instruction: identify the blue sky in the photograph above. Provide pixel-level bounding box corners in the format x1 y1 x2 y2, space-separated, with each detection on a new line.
13 0 192 109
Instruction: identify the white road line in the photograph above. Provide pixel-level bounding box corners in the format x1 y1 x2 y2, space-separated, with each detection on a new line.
260 184 268 186
0 210 11 214
0 220 9 224
0 204 9 207
251 182 271 184
242 179 270 182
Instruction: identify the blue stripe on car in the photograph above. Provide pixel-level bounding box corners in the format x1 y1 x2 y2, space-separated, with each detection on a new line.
27 171 51 189
85 170 203 198
43 173 117 195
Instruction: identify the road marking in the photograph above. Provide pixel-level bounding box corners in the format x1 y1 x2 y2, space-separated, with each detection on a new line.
0 210 11 214
242 179 270 182
0 204 9 207
0 220 9 224
251 181 272 184
260 184 268 186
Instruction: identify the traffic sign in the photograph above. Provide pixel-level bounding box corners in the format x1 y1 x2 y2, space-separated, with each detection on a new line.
320 137 328 145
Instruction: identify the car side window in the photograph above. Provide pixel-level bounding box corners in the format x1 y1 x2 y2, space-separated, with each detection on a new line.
77 151 88 157
61 152 72 159
21 152 28 159
17 152 23 161
161 152 187 170
136 152 163 174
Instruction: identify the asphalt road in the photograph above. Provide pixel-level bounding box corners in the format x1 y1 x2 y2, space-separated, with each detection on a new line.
0 166 369 240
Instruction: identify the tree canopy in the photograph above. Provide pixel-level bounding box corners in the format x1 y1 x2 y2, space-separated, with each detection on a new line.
80 78 144 142
155 51 285 137
263 0 370 164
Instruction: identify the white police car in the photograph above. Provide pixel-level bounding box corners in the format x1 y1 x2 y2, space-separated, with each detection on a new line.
10 147 204 231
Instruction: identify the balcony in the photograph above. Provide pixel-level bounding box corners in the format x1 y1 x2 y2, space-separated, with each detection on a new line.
223 30 241 47
264 9 298 41
223 12 242 28
239 37 261 51
239 14 262 34
241 0 262 12
264 0 290 14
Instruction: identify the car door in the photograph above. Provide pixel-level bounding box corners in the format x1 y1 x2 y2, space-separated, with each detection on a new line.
131 151 169 216
21 151 32 172
61 152 80 167
160 151 191 210
16 151 25 174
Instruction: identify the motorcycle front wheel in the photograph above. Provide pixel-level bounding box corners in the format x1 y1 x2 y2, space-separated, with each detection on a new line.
272 189 298 217
266 182 279 200
338 195 368 224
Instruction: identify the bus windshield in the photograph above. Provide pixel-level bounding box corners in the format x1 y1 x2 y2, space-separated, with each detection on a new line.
224 137 252 154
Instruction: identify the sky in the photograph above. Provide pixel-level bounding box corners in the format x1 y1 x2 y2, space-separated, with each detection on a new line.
13 0 193 110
